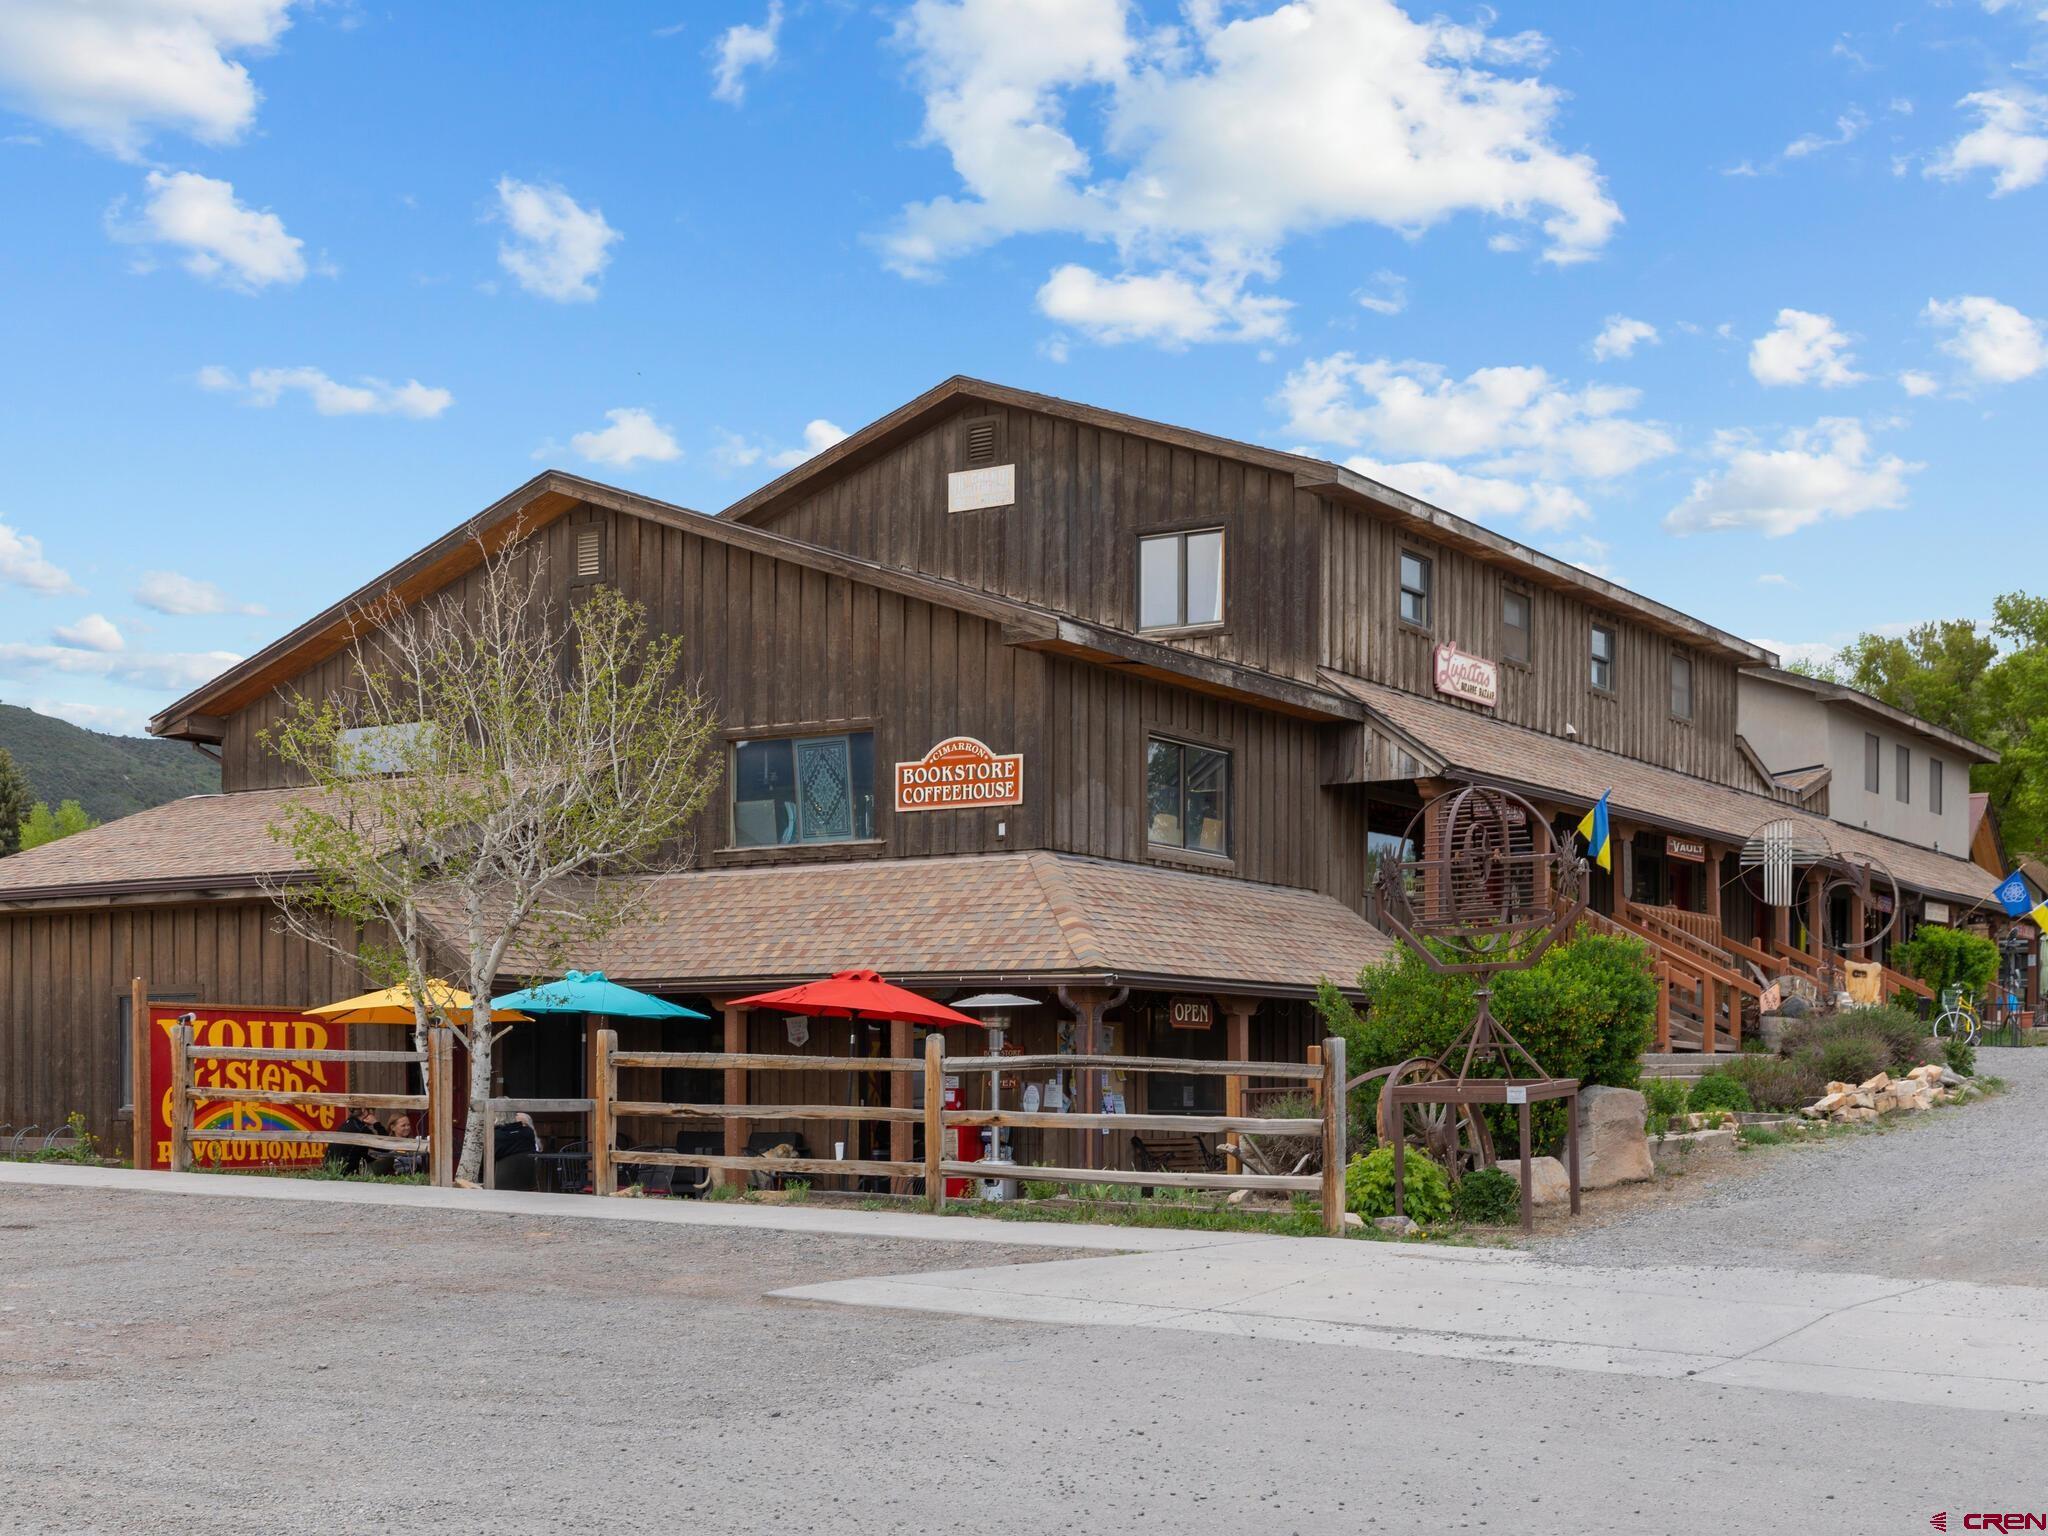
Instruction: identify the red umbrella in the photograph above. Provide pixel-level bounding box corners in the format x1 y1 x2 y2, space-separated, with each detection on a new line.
728 969 982 1027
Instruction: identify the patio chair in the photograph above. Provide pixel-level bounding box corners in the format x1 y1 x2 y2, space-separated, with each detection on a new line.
672 1130 722 1197
1129 1131 1219 1176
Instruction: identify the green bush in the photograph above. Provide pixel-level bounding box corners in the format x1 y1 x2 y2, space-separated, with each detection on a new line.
1841 1005 1939 1071
1344 1145 1451 1224
1815 1032 1888 1087
1317 925 1657 1154
1449 1167 1520 1225
1688 1072 1753 1114
1720 1052 1823 1112
1643 1076 1688 1135
1893 926 1999 1003
1943 1038 1976 1077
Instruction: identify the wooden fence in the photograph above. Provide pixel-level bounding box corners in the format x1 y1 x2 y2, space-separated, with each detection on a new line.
166 1021 456 1186
590 1031 1351 1234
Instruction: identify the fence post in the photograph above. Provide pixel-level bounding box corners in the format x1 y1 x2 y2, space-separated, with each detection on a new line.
1320 1036 1346 1235
169 1021 193 1173
592 1028 617 1197
1306 1042 1323 1109
923 1032 946 1214
130 977 150 1171
427 1028 455 1188
1654 963 1671 1052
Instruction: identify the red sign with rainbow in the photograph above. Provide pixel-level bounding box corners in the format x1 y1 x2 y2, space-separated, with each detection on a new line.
147 1005 348 1171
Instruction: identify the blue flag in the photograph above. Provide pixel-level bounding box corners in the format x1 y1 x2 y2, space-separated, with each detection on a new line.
1576 791 1613 873
1995 871 2034 918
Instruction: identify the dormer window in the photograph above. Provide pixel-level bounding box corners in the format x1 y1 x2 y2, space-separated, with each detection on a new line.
1139 529 1224 631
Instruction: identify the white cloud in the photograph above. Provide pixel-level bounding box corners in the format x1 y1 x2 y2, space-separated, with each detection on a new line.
494 177 620 302
1926 89 2048 195
1752 636 1841 672
0 641 241 691
1355 270 1407 316
1924 294 2046 383
1897 370 1939 397
711 1 782 104
51 613 123 653
0 517 78 594
1665 418 1917 537
1590 315 1657 361
1756 572 1793 587
570 408 682 468
198 365 453 418
1748 308 1864 388
885 0 1620 343
1277 353 1675 480
0 0 294 160
1343 455 1588 532
113 170 305 290
1784 108 1868 160
714 418 851 473
1036 262 1290 346
134 570 265 617
25 699 143 734
1551 534 1614 578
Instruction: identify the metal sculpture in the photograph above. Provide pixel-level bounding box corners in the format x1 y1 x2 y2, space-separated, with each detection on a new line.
1370 785 1590 1231
1736 817 1901 954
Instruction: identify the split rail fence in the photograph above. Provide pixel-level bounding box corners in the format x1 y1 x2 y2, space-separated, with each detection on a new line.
166 1021 457 1186
589 1030 1351 1233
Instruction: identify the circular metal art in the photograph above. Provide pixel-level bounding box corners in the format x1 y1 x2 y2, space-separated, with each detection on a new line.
1735 817 1900 954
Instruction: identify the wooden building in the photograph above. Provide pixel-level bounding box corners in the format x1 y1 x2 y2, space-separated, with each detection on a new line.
0 376 2003 1159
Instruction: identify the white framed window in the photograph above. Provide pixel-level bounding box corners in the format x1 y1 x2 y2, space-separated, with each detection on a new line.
1589 624 1616 692
1670 651 1694 720
1138 529 1224 630
1146 737 1230 856
1399 552 1432 628
1502 588 1531 664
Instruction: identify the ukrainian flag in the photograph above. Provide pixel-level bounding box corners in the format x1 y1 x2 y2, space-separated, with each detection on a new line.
1577 790 1613 872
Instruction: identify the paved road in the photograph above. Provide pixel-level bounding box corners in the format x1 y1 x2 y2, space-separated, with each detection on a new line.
3 1060 2045 1535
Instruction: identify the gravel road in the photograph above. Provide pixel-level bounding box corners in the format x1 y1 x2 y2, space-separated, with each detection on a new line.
1538 1047 2048 1284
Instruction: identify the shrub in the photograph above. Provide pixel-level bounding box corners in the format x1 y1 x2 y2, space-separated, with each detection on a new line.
1894 926 1999 1003
1688 1072 1753 1114
1345 1145 1450 1224
1840 1004 1940 1072
1449 1167 1520 1225
1815 1032 1889 1088
1943 1038 1976 1077
1720 1052 1823 1112
1643 1076 1688 1135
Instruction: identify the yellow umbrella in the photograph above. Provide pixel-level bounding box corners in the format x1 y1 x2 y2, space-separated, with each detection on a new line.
308 980 529 1025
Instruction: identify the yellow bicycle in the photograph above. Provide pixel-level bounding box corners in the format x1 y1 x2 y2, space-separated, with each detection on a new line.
1932 988 1982 1048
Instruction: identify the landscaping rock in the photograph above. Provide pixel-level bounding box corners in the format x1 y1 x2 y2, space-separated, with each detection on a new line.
1861 1072 1892 1093
1940 1068 1965 1089
1342 1211 1364 1230
1492 1154 1571 1206
1577 1085 1654 1189
1650 1126 1735 1172
1373 1215 1418 1235
1837 1106 1878 1123
1906 1064 1944 1085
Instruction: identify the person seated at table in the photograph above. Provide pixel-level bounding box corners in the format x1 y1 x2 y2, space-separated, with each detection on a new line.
370 1112 423 1177
492 1112 541 1191
330 1108 385 1177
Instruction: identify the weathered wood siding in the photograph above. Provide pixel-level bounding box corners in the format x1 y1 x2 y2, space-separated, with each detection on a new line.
0 902 378 1151
1321 510 1745 784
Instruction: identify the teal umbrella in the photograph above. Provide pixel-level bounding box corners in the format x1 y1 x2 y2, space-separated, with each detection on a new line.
491 970 707 1020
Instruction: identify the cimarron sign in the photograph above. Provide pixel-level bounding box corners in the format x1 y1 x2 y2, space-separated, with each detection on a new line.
1432 643 1499 708
894 736 1024 813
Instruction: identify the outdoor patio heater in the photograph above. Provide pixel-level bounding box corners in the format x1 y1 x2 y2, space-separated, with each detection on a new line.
949 992 1036 1199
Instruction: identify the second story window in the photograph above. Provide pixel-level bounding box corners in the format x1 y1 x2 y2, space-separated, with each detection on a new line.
731 731 875 847
1399 552 1432 628
1501 588 1531 664
1897 744 1911 804
1147 736 1230 857
1865 732 1881 793
1589 623 1616 693
1138 529 1223 631
1931 757 1945 816
1669 651 1694 720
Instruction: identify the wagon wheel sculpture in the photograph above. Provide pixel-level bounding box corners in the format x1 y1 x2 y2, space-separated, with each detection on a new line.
1358 1058 1496 1177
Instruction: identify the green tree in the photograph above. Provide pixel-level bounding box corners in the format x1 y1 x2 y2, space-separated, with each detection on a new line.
18 798 97 850
1893 924 2000 1003
1834 617 1998 742
0 747 30 856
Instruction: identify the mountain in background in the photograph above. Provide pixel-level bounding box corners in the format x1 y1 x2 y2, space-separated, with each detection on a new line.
0 704 219 824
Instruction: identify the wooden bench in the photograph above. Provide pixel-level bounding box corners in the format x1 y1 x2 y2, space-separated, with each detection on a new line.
1129 1131 1219 1175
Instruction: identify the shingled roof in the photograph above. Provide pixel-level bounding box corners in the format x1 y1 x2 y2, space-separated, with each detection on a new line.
0 789 310 904
480 851 1393 998
1323 672 1998 905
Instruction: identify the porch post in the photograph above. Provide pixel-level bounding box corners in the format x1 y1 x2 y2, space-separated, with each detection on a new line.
1217 995 1259 1175
1616 822 1636 917
889 1017 914 1195
1806 871 1825 960
1057 985 1125 1171
1703 845 1724 930
721 1001 747 1190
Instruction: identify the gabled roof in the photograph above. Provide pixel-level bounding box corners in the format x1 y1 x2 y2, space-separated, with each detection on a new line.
719 375 1772 665
0 787 313 905
1744 667 1998 763
146 470 1368 743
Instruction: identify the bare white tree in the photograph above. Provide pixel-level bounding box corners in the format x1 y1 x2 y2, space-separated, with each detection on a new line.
262 526 723 1179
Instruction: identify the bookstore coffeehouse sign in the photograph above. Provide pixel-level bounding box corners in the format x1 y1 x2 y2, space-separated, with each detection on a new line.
895 735 1024 813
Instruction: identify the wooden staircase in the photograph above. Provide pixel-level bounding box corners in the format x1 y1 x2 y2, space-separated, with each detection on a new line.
1583 902 1762 1055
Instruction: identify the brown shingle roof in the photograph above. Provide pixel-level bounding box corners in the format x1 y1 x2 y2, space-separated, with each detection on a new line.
486 852 1393 997
0 789 309 902
1323 672 1997 906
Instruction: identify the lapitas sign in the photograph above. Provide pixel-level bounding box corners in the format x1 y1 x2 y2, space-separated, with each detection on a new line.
1433 643 1500 708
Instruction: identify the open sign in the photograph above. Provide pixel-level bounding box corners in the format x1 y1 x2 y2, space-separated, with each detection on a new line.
1167 997 1214 1030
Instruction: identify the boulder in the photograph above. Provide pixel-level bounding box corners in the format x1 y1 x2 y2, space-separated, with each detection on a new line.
1860 1072 1892 1093
1577 1086 1654 1189
1825 1081 1854 1095
1940 1067 1965 1088
1837 1106 1878 1123
1492 1154 1572 1206
1871 1090 1900 1114
1373 1214 1418 1235
1342 1211 1365 1230
1906 1064 1945 1085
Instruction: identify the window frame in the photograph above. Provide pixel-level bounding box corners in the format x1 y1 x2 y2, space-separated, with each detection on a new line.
1145 734 1233 860
1896 743 1911 805
1588 621 1617 695
1136 526 1226 634
725 724 879 851
1865 732 1881 794
1931 757 1945 817
1669 649 1694 722
1500 585 1532 667
1398 550 1433 632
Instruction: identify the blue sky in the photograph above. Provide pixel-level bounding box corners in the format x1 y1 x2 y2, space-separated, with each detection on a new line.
1 0 2044 735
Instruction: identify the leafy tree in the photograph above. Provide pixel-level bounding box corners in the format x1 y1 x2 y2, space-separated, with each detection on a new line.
1834 617 1998 742
19 798 97 850
0 747 29 856
262 528 724 1181
1892 925 2000 1003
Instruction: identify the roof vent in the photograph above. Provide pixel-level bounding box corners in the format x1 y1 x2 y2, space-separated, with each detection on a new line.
574 525 603 581
963 415 1000 467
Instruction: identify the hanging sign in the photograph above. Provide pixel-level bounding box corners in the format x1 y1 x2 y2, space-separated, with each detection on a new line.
147 1005 346 1171
1166 996 1214 1030
1924 901 1952 925
1432 643 1500 708
1667 837 1708 864
894 736 1024 812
